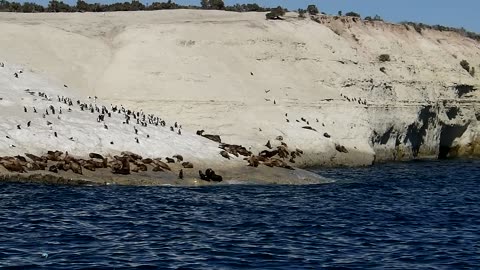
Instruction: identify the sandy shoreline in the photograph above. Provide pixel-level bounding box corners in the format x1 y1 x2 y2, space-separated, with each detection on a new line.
0 164 332 186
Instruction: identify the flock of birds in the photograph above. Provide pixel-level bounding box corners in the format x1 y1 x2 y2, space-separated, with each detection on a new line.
5 65 184 149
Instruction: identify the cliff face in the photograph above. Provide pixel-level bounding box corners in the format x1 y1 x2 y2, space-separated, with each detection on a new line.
0 10 479 167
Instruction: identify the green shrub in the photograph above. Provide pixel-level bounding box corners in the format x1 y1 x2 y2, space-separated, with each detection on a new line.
306 4 318 15
460 60 470 72
378 54 391 62
345 11 360 17
200 0 224 10
364 16 372 21
298 9 306 19
265 6 285 20
337 10 342 16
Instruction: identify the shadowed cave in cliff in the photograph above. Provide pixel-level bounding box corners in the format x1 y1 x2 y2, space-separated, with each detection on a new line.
438 123 470 159
454 84 477 98
404 106 437 157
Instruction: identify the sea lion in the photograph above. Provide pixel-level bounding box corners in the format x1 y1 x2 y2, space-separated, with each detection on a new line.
323 133 331 138
259 149 278 159
166 157 175 163
152 166 164 172
173 155 184 162
48 165 58 173
121 151 142 160
142 158 153 164
263 158 294 170
196 130 205 136
219 143 252 157
335 144 348 153
89 153 104 160
178 169 183 179
25 153 45 163
26 161 45 171
14 156 27 163
45 151 63 162
202 134 221 143
0 159 25 173
83 163 96 172
135 162 148 172
199 170 209 181
247 155 259 167
111 157 130 175
220 151 230 159
181 162 194 169
277 145 289 159
153 160 171 171
205 168 222 182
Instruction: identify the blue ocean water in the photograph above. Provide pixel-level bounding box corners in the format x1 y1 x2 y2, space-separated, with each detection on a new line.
0 160 479 269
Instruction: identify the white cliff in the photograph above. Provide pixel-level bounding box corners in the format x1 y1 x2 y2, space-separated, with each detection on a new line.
0 10 479 174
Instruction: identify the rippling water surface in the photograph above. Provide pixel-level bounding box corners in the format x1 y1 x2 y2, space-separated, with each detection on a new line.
1 160 479 269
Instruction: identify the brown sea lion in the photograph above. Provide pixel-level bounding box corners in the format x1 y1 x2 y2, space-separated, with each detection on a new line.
25 153 45 163
142 158 153 164
135 162 148 172
277 146 289 159
199 170 209 181
205 168 222 182
219 143 252 157
48 165 58 173
152 166 164 172
220 151 230 159
259 150 278 159
247 155 259 167
89 153 104 160
202 134 221 143
173 155 184 162
83 163 96 172
263 158 294 170
0 159 25 173
69 160 83 174
121 151 142 160
111 157 130 175
153 160 171 171
181 162 194 169
335 144 348 153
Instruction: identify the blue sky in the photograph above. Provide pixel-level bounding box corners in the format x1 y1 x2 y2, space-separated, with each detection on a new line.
23 0 480 32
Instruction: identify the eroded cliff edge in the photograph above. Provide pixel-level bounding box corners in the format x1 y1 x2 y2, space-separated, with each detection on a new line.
0 10 479 171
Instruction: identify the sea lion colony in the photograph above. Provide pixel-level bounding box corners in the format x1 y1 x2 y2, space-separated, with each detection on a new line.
0 63 319 183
